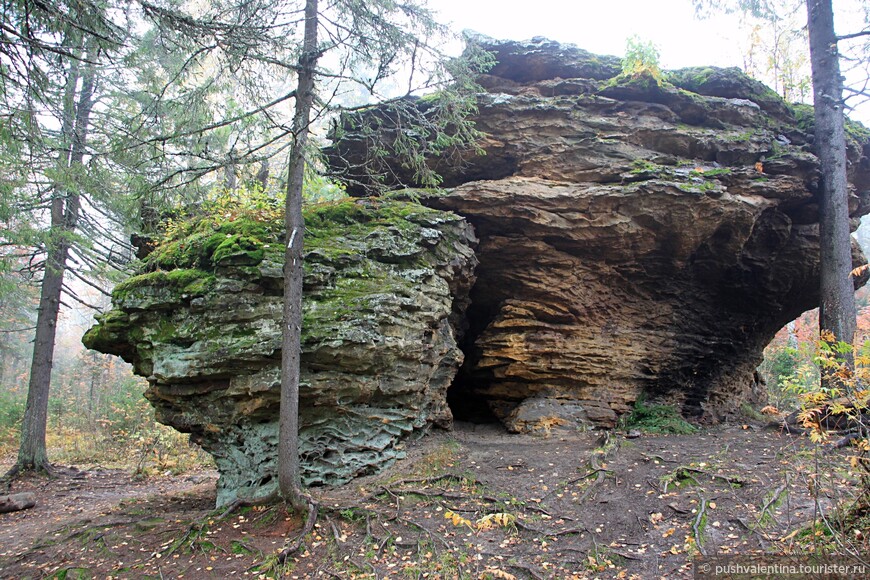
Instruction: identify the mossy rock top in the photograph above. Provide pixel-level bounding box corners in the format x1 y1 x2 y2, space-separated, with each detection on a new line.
83 195 478 505
116 197 465 295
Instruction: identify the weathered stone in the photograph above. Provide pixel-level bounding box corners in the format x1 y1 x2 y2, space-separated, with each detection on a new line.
328 37 870 431
503 397 605 434
85 37 870 507
84 199 477 506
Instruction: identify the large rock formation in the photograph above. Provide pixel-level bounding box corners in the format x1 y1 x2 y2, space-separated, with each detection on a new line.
85 37 870 503
84 199 477 505
328 36 870 429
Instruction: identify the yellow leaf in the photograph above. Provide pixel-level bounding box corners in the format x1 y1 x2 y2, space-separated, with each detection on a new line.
809 430 827 444
476 512 517 530
445 510 474 529
480 569 517 580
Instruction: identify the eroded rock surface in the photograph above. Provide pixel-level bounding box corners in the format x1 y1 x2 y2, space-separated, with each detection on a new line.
329 36 870 429
85 37 870 504
84 199 477 505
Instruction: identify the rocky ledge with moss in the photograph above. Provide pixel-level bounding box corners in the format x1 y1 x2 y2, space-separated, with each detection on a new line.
84 199 477 505
328 36 870 431
86 37 870 503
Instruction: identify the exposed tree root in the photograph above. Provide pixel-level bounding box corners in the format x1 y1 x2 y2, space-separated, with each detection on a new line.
213 489 320 566
35 516 164 550
277 496 318 565
508 562 545 579
758 478 789 527
677 466 745 487
379 484 492 505
577 454 610 503
542 467 611 501
2 460 61 482
216 491 280 521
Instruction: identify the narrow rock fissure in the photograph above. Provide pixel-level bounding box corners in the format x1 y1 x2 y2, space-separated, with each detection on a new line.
446 280 502 424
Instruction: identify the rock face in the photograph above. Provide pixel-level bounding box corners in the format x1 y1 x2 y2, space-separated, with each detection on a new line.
84 199 477 505
328 36 870 429
85 37 870 504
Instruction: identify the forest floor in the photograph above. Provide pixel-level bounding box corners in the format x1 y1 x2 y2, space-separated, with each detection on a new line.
1 421 868 579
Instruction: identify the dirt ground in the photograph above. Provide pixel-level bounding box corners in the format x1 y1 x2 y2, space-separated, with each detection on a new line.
1 421 867 579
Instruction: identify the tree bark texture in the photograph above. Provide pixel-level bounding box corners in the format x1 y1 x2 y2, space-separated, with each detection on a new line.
806 0 856 373
14 46 97 473
278 0 318 510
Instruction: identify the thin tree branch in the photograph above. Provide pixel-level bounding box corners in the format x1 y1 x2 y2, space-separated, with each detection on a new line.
837 30 870 42
66 267 111 297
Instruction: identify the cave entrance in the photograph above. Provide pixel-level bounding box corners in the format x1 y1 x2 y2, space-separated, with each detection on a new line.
446 292 502 425
446 371 500 424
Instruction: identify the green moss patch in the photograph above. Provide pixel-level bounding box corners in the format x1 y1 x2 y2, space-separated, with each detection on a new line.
81 310 130 353
141 197 453 274
146 216 280 270
112 269 216 302
789 102 870 149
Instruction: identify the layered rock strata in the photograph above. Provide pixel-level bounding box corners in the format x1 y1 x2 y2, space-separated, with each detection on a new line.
84 199 477 505
85 37 870 504
328 36 870 429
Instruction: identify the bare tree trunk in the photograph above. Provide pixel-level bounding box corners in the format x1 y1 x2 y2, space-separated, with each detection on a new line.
805 0 857 388
0 344 8 387
10 46 97 475
255 159 270 190
16 241 66 472
278 0 319 511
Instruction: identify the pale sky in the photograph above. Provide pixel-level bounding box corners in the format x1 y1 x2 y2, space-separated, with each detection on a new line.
433 0 870 124
434 0 744 69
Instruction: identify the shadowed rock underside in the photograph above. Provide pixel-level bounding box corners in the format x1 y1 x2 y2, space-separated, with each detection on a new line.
328 35 870 430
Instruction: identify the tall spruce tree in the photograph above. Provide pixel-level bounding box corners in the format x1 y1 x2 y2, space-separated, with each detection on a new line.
696 0 870 387
1 1 131 476
279 0 319 513
806 0 858 381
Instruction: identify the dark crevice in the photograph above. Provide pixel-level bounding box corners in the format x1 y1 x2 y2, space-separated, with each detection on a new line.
446 281 501 424
446 375 499 423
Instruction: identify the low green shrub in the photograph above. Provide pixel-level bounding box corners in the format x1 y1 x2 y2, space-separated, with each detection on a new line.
620 395 698 434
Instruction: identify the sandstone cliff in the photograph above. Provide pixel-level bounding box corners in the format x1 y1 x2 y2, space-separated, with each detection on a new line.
85 37 870 503
328 36 870 430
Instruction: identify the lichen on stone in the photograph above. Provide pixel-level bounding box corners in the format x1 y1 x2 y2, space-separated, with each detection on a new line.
85 196 478 506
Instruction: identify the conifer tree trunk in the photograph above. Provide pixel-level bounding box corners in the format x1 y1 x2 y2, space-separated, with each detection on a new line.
11 48 97 475
805 0 857 383
278 0 319 510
